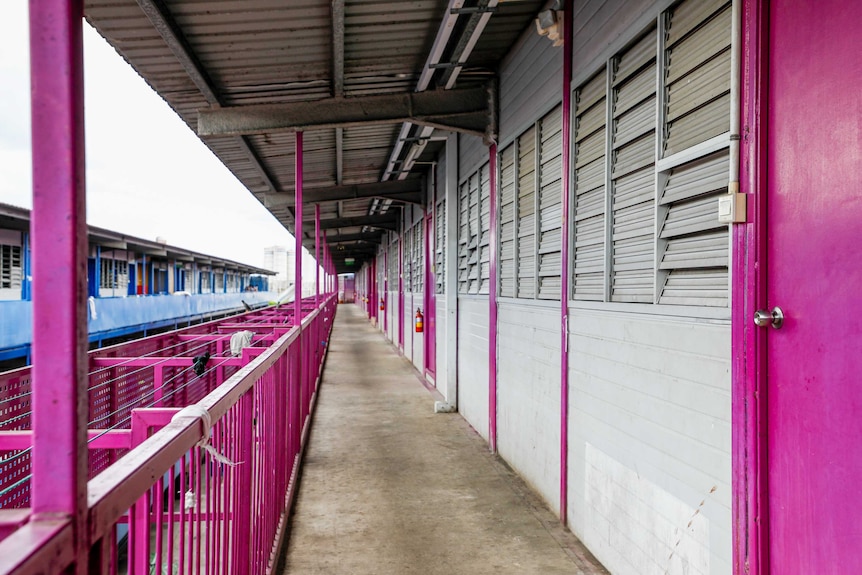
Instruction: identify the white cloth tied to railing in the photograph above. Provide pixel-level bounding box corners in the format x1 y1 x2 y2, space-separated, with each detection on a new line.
171 404 241 467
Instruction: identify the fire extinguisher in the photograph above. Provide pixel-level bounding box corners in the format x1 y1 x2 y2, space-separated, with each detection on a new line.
415 308 424 333
379 297 385 311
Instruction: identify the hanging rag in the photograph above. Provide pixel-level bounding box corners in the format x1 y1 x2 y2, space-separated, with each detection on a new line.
230 330 254 357
192 352 211 376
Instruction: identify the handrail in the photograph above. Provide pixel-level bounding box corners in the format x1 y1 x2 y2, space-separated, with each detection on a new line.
0 293 337 575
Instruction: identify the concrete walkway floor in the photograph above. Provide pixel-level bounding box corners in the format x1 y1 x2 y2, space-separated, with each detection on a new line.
281 303 608 575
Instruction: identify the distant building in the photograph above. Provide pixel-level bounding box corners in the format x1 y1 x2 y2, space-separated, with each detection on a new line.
263 245 295 292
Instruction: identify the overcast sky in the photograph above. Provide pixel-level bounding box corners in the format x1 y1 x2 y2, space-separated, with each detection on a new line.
0 1 319 275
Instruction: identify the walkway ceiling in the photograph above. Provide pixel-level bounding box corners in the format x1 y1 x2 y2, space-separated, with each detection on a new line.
84 0 545 273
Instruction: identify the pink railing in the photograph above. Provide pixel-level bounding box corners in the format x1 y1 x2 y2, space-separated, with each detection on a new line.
0 294 336 575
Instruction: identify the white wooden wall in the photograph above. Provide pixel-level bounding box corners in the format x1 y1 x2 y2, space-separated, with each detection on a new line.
565 309 730 575
496 302 561 512
456 298 489 440
408 291 424 373
434 298 447 395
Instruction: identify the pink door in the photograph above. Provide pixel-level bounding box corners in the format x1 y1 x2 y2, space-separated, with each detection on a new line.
424 215 436 376
766 1 862 572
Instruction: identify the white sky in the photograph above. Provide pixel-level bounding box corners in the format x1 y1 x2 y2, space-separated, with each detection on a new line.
0 1 320 276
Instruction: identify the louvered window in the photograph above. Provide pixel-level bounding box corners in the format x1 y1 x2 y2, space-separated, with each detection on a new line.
456 162 493 297
0 244 22 290
537 105 564 300
568 0 732 308
435 199 446 294
658 151 729 305
499 145 517 298
516 127 537 298
100 257 129 291
479 164 491 295
378 253 385 295
664 0 732 156
457 179 469 293
403 230 412 292
388 238 398 287
658 0 731 305
573 72 606 300
610 30 656 303
413 224 423 293
467 172 481 294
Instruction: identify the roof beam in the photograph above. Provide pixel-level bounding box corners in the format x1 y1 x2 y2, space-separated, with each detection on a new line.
264 179 423 207
135 0 219 105
332 0 345 98
136 0 283 211
318 214 398 231
197 86 492 138
304 232 383 250
326 231 385 244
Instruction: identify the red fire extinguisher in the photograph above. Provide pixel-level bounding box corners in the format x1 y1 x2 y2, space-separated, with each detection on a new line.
379 297 385 311
415 308 424 333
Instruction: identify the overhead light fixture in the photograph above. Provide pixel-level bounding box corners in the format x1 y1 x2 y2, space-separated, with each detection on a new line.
535 7 564 47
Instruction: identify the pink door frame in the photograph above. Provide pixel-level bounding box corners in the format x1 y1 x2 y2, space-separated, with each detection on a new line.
398 234 405 351
382 248 388 333
423 214 436 377
735 2 770 571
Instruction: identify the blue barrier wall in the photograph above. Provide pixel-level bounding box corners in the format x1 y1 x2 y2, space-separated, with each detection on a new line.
0 292 278 361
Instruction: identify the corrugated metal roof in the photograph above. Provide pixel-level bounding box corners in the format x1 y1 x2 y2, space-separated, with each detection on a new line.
84 0 545 271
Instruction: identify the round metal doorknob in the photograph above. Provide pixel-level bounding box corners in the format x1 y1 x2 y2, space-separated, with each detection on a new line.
754 307 784 329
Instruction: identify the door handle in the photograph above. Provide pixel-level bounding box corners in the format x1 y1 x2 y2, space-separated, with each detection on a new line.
754 307 784 329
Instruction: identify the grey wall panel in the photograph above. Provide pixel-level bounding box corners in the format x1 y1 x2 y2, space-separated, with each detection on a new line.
459 133 486 182
497 302 561 513
499 23 564 145
410 291 424 372
435 298 447 394
457 298 489 440
572 0 660 81
566 307 731 575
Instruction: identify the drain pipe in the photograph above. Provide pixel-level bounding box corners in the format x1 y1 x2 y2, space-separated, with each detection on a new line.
291 130 304 457
488 143 499 452
315 204 320 307
559 0 573 525
729 0 741 197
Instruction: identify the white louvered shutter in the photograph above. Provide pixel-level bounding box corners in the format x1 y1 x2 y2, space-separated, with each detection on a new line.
499 145 516 298
378 253 385 296
611 31 656 303
435 199 445 294
537 105 563 300
458 181 469 293
389 238 398 287
572 72 606 300
403 228 412 292
516 127 537 298
657 0 732 306
0 244 22 289
467 173 481 294
664 0 732 156
413 224 423 293
479 163 491 295
658 151 729 306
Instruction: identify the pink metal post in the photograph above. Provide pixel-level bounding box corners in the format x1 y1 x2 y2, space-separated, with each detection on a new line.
291 131 303 456
558 0 573 525
315 204 320 306
29 0 89 538
487 144 498 453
